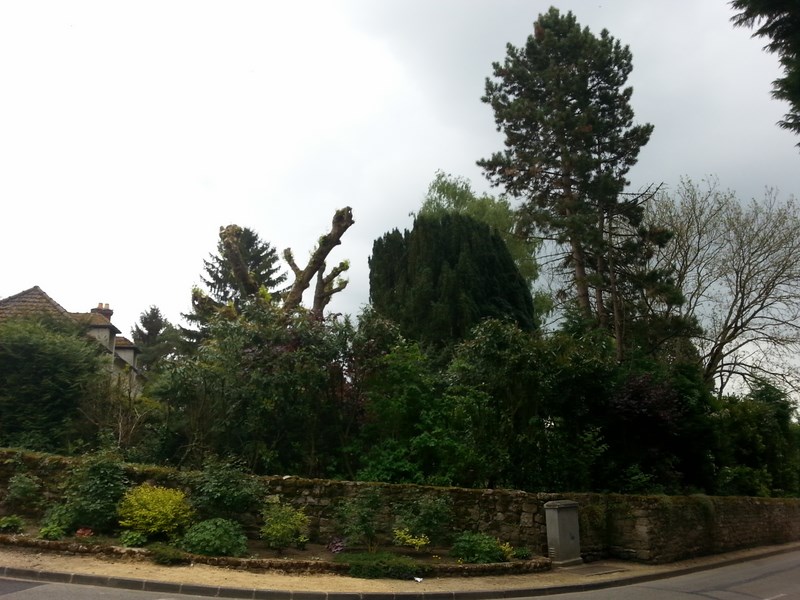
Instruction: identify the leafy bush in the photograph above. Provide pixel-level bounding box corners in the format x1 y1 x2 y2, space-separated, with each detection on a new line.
333 489 383 552
191 458 261 519
394 496 454 546
38 524 66 541
120 530 148 548
63 451 129 532
335 551 430 580
148 542 191 565
450 532 507 564
512 546 533 560
0 515 24 533
5 473 42 512
260 502 309 552
180 518 248 557
117 484 194 539
39 503 75 538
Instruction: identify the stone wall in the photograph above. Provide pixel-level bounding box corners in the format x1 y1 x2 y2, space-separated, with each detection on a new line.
257 476 558 552
3 449 800 563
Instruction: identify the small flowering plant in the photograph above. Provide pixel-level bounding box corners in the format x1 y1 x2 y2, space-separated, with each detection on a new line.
75 527 94 538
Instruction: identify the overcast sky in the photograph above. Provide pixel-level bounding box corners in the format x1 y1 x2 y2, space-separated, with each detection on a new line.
1 1 797 336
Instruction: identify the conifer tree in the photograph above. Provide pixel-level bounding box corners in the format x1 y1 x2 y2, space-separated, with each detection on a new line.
731 0 800 144
369 213 535 350
183 226 286 341
479 8 671 358
131 306 180 371
201 226 286 304
415 171 539 286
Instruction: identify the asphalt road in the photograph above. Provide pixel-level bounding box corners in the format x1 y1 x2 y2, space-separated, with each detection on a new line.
536 549 800 599
0 579 213 600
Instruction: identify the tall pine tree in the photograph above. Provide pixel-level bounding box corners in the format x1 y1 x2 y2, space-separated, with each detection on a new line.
479 8 672 358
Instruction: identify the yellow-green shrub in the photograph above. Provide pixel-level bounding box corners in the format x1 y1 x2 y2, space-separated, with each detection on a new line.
117 484 194 539
392 528 430 552
260 502 309 552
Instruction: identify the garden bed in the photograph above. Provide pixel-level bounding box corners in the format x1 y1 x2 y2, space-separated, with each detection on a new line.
0 534 551 578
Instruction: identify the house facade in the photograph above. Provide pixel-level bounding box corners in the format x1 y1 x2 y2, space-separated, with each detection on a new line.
0 286 141 380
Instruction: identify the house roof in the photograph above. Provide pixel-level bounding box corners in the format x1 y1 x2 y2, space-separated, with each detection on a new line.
0 286 70 320
115 336 141 353
71 312 122 334
0 286 121 334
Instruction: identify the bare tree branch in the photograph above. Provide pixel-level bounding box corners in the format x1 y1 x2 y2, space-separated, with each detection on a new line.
646 178 800 393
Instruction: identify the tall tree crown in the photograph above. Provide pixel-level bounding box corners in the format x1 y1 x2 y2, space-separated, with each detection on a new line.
201 226 286 304
478 8 660 356
369 213 536 349
479 7 652 220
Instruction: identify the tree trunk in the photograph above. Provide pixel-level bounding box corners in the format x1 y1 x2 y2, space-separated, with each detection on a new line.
283 207 355 314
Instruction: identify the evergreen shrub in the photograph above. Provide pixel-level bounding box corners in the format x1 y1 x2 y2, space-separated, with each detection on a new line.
148 542 191 565
336 551 429 579
5 473 42 512
190 458 261 519
181 518 248 557
120 530 148 548
63 451 129 532
450 532 507 564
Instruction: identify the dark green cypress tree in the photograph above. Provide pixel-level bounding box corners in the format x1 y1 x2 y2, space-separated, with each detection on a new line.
369 214 535 350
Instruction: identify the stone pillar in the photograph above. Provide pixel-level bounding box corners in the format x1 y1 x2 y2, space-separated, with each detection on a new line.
544 499 582 566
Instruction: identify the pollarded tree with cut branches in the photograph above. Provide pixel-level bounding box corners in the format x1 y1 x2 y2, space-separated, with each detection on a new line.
645 178 800 394
282 206 355 318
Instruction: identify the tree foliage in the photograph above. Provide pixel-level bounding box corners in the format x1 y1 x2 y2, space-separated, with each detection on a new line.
201 225 286 305
479 8 673 359
0 317 105 451
645 178 800 394
369 213 536 351
416 171 539 285
731 0 800 144
2 8 798 499
154 299 355 474
131 306 180 372
183 225 286 342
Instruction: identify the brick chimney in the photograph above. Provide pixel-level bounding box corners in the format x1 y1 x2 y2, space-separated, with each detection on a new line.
91 302 114 322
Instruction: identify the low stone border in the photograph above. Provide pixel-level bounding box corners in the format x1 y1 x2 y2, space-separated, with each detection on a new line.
0 534 551 577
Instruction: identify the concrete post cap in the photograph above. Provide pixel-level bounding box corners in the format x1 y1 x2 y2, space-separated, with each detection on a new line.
544 500 579 509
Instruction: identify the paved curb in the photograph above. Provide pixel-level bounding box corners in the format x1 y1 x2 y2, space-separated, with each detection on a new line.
2 543 800 599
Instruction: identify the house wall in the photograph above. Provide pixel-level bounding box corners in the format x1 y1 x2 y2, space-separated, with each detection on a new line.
86 326 113 351
114 347 136 369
